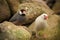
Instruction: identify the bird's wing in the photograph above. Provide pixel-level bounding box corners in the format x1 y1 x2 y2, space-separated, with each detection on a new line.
9 13 19 22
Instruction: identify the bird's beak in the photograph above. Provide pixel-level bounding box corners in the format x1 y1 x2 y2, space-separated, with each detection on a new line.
21 14 25 16
44 16 48 20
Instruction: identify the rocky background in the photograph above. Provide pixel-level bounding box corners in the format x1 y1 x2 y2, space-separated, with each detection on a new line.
0 0 60 40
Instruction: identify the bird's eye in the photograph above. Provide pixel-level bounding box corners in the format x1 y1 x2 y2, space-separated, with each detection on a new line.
44 15 46 17
44 15 48 20
44 15 45 16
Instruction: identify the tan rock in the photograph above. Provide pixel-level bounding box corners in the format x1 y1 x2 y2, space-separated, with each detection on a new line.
0 21 31 40
52 0 60 15
19 0 32 3
0 0 10 22
6 0 20 14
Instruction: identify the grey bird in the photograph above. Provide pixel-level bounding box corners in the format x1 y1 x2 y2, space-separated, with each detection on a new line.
9 9 26 25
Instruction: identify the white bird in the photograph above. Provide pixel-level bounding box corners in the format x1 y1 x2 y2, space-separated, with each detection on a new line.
33 13 48 38
34 13 48 32
29 13 48 39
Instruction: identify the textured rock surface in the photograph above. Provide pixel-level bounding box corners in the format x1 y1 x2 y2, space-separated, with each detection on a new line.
32 0 54 15
0 0 10 22
52 0 60 15
0 21 31 40
19 0 32 3
6 0 20 14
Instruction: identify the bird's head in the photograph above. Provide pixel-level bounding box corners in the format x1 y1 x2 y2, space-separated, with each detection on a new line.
40 13 48 20
18 9 26 16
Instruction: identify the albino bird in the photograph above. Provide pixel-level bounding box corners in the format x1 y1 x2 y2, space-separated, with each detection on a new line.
33 13 48 38
9 9 26 25
35 13 48 32
29 13 48 39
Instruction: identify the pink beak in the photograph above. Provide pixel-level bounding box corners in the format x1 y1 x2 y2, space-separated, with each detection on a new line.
44 16 48 20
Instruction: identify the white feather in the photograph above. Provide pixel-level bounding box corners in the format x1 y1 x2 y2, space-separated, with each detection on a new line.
35 13 48 32
19 11 22 15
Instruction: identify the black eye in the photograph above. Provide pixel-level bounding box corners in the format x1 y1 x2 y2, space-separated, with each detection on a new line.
44 15 46 17
21 14 25 16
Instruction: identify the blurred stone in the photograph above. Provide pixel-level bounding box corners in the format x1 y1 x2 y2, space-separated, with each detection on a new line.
32 0 54 15
19 0 32 3
0 0 11 22
0 21 31 40
42 0 56 9
6 0 20 14
53 0 60 9
54 10 60 15
52 0 60 15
